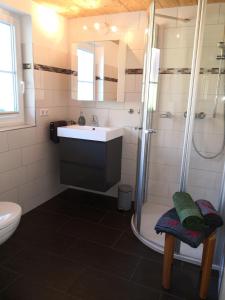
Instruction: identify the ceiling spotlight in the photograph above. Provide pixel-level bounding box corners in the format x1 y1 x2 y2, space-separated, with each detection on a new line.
94 22 100 30
145 28 148 34
83 25 88 30
110 25 118 33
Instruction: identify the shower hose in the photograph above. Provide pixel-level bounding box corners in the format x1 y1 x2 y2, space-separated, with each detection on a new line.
192 57 225 160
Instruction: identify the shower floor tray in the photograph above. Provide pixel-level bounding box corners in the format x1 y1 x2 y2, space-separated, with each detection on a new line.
131 201 209 268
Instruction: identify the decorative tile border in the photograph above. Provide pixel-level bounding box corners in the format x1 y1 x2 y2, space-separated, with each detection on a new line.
23 64 225 76
217 55 225 60
126 67 225 75
126 68 143 75
23 63 77 76
160 68 192 74
96 76 118 82
209 68 225 74
34 64 77 76
24 63 118 80
162 67 225 74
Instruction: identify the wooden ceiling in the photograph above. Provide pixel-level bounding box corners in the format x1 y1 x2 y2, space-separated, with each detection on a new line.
156 0 225 8
33 0 225 18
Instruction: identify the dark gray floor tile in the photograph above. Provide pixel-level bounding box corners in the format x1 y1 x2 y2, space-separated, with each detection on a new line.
52 189 118 211
40 194 106 222
0 189 218 300
14 229 76 256
99 211 132 230
0 237 25 265
114 231 163 262
0 267 19 292
170 262 218 300
64 239 139 279
133 258 218 300
19 209 71 233
169 266 200 299
160 292 184 300
68 267 160 300
132 258 163 290
0 277 80 300
207 273 219 300
3 248 85 292
58 218 122 246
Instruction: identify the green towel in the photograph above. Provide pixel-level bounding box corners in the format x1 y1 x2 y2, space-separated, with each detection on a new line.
173 192 205 231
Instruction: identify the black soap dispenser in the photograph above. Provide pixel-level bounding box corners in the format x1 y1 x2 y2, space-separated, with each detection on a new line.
78 111 86 126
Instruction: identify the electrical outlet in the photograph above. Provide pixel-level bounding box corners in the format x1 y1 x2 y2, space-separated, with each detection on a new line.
40 108 48 117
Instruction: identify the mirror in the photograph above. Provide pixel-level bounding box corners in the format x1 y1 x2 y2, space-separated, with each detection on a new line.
71 40 127 102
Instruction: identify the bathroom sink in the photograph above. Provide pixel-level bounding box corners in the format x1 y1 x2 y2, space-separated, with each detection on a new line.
57 125 123 142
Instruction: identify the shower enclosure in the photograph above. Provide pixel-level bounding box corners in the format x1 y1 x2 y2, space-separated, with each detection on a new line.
132 0 225 283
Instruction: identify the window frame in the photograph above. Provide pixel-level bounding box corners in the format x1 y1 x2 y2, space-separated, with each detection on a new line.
0 9 24 127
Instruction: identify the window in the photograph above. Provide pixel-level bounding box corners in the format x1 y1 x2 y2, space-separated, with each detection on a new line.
77 48 94 101
0 10 24 126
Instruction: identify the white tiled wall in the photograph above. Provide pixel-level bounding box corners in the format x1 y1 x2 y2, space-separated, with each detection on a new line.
0 2 70 214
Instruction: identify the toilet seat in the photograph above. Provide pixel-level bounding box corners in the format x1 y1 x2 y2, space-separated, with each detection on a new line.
0 202 22 230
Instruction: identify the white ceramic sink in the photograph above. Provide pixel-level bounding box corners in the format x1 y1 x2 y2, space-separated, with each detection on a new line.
57 125 123 142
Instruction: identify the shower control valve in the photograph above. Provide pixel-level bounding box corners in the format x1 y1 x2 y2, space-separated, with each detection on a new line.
196 112 206 119
184 111 206 119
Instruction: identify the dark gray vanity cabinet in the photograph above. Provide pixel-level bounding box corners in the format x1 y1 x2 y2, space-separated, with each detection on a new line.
59 137 122 192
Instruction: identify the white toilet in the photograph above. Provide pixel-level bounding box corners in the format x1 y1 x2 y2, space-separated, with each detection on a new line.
0 202 22 245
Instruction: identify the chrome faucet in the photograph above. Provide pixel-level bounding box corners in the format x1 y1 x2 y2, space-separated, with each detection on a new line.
90 115 99 127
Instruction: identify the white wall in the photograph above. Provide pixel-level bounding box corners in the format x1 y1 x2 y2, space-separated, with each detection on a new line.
32 1 69 66
0 1 70 213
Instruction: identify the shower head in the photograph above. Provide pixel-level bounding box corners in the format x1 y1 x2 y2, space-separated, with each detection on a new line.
155 13 191 22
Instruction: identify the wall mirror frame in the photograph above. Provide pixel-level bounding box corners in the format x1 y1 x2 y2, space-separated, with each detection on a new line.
71 39 127 102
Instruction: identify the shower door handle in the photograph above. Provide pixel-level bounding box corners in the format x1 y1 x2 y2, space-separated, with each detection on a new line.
145 129 157 134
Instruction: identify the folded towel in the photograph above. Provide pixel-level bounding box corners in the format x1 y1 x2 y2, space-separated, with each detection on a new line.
173 192 205 231
196 199 223 228
154 208 215 248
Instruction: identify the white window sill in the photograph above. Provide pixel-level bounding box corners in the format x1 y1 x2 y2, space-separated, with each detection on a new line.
0 123 36 132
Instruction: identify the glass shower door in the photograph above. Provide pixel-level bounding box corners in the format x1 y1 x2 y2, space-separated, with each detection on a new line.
182 0 225 284
134 0 158 232
134 0 225 281
134 1 199 252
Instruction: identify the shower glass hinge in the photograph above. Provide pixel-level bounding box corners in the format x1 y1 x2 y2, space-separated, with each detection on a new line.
144 129 157 134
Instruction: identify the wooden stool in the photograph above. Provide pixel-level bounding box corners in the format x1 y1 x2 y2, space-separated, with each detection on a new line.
162 232 216 300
